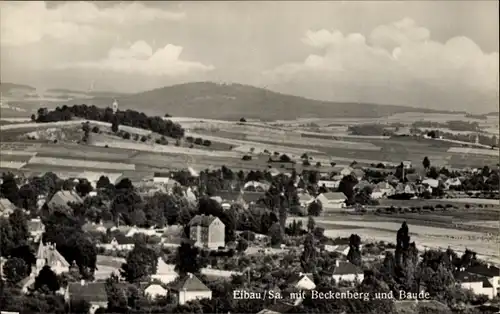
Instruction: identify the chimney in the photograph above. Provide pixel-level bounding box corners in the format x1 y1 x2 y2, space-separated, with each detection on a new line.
487 263 491 268
299 272 303 277
80 279 85 286
188 273 193 279
335 259 340 267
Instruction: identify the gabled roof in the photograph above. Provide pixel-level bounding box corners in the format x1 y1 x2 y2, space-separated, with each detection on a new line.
0 198 16 215
68 282 107 302
332 261 363 275
454 271 493 287
37 241 70 268
465 264 500 278
188 215 219 227
319 192 347 201
170 274 210 292
241 191 265 204
376 181 394 189
48 190 83 209
215 190 241 202
286 272 314 286
298 193 314 202
352 169 365 177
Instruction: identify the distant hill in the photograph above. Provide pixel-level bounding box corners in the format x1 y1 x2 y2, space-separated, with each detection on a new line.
61 82 456 120
46 88 129 98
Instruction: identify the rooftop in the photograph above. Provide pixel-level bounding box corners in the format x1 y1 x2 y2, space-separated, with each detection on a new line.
188 215 219 227
319 192 347 201
332 261 363 275
67 282 108 303
170 273 210 292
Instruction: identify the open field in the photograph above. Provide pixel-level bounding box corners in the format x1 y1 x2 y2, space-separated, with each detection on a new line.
433 198 500 206
0 161 27 169
244 135 382 151
447 147 499 157
27 156 136 171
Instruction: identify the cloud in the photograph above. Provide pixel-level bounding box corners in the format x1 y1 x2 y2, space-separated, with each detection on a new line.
265 18 499 111
57 41 214 76
0 2 185 47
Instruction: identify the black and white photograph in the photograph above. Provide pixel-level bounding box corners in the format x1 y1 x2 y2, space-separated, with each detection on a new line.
0 1 498 314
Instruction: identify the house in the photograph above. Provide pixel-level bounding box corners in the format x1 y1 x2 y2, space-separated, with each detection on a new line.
402 161 412 169
152 257 179 284
124 226 157 237
354 180 371 191
331 260 364 283
65 281 108 314
298 193 315 208
376 182 396 196
324 244 350 256
188 215 225 249
340 167 354 177
212 190 245 209
244 181 271 191
34 240 70 275
0 198 16 217
395 183 416 196
47 190 83 211
82 221 108 234
153 172 173 184
445 177 462 188
97 236 135 251
316 192 347 210
27 218 45 242
170 273 212 305
405 173 422 183
317 180 340 189
184 187 197 204
145 284 168 300
241 191 266 207
371 187 385 199
352 169 365 181
286 272 316 290
422 178 440 189
454 271 495 299
464 264 500 297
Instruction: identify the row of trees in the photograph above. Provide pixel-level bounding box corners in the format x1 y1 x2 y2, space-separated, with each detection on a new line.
35 104 185 138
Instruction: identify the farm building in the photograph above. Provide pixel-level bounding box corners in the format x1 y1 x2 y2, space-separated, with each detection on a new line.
65 281 108 314
153 172 173 183
445 177 462 187
145 284 168 300
422 178 440 189
152 257 179 285
316 192 347 210
298 193 315 208
454 271 495 299
376 181 396 196
330 260 364 283
317 180 340 189
464 264 500 298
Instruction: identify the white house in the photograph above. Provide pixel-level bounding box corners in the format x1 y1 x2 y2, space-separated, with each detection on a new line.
455 271 495 299
324 244 350 256
298 193 315 208
170 273 212 305
422 178 440 189
316 192 347 210
145 284 168 300
402 161 412 169
465 264 500 298
317 180 340 189
286 272 316 291
151 257 179 285
97 237 135 251
445 177 462 188
125 226 157 237
153 172 172 184
189 215 226 250
370 187 385 199
340 167 354 177
331 260 364 283
376 182 396 196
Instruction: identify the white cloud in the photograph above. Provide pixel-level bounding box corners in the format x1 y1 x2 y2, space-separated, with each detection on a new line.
265 18 499 111
57 41 214 76
0 2 185 47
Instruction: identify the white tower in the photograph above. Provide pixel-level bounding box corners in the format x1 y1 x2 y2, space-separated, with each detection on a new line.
112 99 118 114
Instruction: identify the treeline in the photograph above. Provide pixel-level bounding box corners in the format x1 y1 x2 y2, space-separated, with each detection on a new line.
413 120 480 132
35 104 185 139
348 124 391 136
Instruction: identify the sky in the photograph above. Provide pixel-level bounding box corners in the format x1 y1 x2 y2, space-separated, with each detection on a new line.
0 1 498 113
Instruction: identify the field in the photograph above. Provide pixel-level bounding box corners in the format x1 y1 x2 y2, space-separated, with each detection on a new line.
27 156 136 171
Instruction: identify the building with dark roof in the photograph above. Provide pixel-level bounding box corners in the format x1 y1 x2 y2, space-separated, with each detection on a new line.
330 260 364 283
286 272 316 291
188 215 225 249
316 192 347 210
454 270 496 299
170 273 212 305
65 281 109 314
47 190 83 211
0 198 16 217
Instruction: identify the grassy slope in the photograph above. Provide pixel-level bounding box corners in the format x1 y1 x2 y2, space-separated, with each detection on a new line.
62 82 454 121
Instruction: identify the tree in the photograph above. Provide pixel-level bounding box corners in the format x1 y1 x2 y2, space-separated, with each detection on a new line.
236 239 248 253
338 175 358 204
34 266 60 293
111 116 119 133
121 244 158 282
105 274 128 313
428 167 439 179
268 223 283 247
75 179 93 197
8 208 29 247
1 173 20 206
300 234 317 273
423 157 430 170
239 117 246 122
175 242 203 275
347 234 362 266
307 216 315 233
96 176 111 189
3 257 29 284
307 201 322 216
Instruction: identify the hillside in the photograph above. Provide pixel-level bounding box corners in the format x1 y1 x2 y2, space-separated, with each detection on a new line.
63 82 453 120
46 88 129 98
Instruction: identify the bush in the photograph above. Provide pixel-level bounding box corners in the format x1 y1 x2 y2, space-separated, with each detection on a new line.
316 162 322 167
465 204 470 209
140 135 147 142
186 136 194 143
242 155 252 161
194 137 203 145
239 117 246 122
202 140 212 147
303 160 311 166
91 126 100 133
